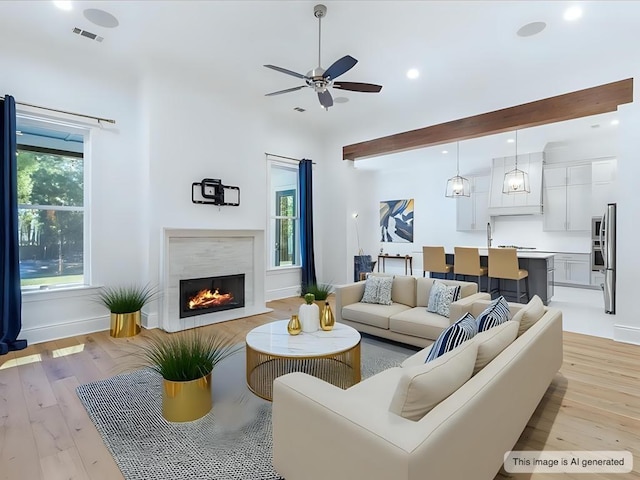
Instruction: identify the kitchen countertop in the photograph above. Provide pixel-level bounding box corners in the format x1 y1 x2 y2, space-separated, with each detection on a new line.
442 247 556 260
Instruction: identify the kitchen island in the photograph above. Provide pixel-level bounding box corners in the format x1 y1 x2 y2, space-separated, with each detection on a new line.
434 249 555 305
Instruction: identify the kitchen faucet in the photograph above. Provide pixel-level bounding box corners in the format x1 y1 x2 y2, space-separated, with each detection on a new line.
487 222 492 248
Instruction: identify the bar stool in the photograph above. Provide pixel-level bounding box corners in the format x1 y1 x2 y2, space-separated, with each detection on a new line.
488 248 529 303
454 247 488 292
422 246 453 279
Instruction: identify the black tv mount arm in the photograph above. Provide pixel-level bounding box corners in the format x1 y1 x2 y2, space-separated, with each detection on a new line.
192 178 240 206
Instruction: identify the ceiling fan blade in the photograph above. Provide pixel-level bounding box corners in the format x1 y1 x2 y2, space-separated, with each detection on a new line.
263 64 307 79
333 82 383 93
323 55 358 81
265 85 307 96
318 90 333 108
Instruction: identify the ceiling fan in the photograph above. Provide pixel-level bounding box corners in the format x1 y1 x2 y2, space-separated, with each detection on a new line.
264 4 383 110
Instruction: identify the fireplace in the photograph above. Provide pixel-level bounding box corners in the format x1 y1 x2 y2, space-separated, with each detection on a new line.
179 274 245 319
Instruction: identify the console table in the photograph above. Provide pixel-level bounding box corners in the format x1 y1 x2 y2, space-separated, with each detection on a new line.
377 254 413 275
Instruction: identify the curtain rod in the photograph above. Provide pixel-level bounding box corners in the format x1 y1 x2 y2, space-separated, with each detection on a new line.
265 152 316 164
1 96 116 125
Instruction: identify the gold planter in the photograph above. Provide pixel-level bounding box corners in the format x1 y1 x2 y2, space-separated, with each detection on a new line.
162 373 212 422
110 311 141 338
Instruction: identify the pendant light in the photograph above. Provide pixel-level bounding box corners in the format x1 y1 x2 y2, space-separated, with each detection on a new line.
502 130 530 194
445 142 470 198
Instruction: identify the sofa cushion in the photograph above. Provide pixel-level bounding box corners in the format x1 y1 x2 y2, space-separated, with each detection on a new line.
476 296 511 332
390 275 417 307
341 302 411 329
388 340 478 421
401 343 434 368
344 366 405 409
425 312 478 362
512 295 545 336
389 308 450 342
473 320 519 375
416 277 478 307
426 281 461 318
361 275 394 305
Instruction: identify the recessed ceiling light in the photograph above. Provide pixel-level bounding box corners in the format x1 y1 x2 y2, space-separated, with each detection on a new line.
591 124 600 129
564 6 583 21
507 138 515 143
441 150 448 154
334 97 349 104
610 119 619 126
407 69 420 80
83 8 119 28
517 22 547 37
53 1 72 11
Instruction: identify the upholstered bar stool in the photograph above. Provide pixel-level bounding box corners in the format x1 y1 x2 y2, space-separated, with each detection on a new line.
422 246 453 279
454 247 488 292
487 248 529 303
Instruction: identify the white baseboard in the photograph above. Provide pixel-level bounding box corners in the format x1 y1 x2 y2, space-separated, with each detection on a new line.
266 286 300 301
143 311 159 329
613 324 640 345
21 315 110 345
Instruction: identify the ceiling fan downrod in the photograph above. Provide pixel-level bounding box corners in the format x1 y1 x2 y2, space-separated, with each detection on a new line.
314 4 327 69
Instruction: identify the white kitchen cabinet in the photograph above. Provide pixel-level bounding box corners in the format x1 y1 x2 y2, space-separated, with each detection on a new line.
487 153 544 216
456 175 490 231
543 164 591 232
553 253 590 286
591 158 617 216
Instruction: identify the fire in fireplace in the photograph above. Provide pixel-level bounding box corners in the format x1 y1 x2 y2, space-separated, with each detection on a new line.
179 274 245 318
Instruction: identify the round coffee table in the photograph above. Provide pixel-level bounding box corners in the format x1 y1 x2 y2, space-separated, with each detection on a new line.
245 320 361 401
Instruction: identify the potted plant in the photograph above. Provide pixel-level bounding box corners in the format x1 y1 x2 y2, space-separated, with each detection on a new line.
96 284 157 338
138 330 240 422
302 283 333 314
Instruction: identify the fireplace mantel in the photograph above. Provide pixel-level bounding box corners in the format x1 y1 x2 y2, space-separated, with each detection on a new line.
160 228 272 332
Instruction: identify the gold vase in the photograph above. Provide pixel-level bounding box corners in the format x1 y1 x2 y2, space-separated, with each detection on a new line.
110 311 141 338
287 314 302 335
162 373 212 422
320 302 335 331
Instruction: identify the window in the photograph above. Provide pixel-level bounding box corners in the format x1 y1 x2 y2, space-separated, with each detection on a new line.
269 162 299 268
16 118 87 289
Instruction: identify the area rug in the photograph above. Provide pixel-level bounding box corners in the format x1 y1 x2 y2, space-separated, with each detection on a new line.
76 336 417 480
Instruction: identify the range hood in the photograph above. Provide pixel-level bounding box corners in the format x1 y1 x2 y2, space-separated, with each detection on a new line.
487 152 544 216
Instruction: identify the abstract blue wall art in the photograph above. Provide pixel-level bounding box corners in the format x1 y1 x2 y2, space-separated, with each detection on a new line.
380 199 414 243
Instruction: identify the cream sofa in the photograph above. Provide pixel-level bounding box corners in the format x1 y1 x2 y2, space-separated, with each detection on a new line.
272 298 563 480
335 275 486 347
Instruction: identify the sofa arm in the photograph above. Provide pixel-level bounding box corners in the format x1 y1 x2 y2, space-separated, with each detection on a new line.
449 292 491 323
334 282 366 323
272 372 416 480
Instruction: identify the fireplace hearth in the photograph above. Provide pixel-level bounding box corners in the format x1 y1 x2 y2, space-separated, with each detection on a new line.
179 274 245 319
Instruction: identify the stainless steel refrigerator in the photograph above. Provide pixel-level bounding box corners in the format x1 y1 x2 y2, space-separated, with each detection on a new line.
600 203 616 314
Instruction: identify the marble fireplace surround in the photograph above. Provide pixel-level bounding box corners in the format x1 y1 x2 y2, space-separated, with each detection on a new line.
160 228 272 332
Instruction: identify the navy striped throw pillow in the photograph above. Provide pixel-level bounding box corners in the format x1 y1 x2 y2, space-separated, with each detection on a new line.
476 296 511 332
425 312 478 363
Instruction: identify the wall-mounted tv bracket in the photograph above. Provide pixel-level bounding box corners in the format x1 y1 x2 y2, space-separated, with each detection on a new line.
191 178 240 206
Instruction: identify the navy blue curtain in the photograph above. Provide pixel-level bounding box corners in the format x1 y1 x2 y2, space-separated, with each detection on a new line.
1 95 27 355
299 159 316 291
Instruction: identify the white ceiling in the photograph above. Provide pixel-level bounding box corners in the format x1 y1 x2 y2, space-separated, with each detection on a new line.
1 1 637 156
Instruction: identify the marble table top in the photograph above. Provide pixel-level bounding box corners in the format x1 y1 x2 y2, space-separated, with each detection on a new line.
245 320 361 357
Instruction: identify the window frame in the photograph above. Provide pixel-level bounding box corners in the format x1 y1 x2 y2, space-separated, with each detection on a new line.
267 160 300 270
16 115 91 291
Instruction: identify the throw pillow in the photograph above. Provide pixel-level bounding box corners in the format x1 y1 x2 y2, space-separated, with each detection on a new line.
426 281 461 318
425 312 477 363
512 295 545 336
473 320 519 375
476 296 511 332
360 275 394 306
389 340 478 421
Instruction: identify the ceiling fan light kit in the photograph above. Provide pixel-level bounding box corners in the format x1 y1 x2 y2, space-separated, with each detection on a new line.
264 4 382 109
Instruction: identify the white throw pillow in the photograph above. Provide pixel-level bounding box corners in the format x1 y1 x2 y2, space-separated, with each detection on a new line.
388 340 478 421
426 281 461 318
361 275 394 305
512 295 545 336
473 320 519 375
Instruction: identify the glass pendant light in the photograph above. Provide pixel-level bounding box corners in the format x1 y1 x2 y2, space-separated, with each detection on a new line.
502 130 530 194
445 142 470 198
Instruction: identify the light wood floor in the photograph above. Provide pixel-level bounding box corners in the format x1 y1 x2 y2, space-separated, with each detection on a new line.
1 297 639 480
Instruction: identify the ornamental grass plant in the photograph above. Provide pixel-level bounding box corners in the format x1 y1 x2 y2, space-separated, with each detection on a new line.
138 331 241 382
96 284 158 314
301 283 333 301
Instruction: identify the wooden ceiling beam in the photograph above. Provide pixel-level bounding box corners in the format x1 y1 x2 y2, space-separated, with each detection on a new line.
343 78 633 161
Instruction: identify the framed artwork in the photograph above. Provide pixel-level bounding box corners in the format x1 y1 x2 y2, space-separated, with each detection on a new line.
380 199 414 243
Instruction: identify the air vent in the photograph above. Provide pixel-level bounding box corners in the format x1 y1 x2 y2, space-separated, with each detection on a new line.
72 27 104 42
293 107 306 113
